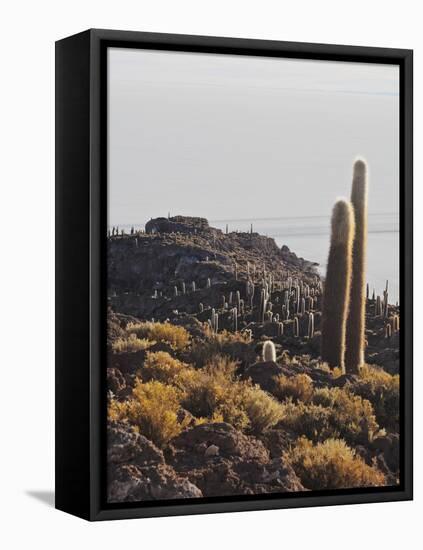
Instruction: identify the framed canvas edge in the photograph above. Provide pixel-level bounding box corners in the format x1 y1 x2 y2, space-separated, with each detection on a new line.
56 28 413 522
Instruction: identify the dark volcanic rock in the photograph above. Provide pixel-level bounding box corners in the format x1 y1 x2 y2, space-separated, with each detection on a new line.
107 422 203 502
168 423 304 497
243 361 286 393
107 368 126 396
260 428 297 459
108 421 165 467
109 349 147 375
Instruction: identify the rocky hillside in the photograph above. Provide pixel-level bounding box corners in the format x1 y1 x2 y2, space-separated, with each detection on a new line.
106 214 400 503
108 215 319 320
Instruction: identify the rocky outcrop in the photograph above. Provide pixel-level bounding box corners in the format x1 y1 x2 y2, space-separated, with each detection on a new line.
107 422 202 502
167 422 305 496
146 215 213 235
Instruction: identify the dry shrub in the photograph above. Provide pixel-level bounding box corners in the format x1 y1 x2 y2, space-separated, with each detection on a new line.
126 321 190 351
280 400 334 441
179 355 283 433
111 334 155 353
349 365 399 432
280 386 378 445
108 379 187 447
273 374 314 403
286 437 386 490
178 355 250 430
242 385 285 433
141 351 189 384
312 386 379 443
189 329 253 368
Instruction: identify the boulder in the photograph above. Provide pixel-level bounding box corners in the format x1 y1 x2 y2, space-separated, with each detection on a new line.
168 423 305 497
107 422 203 502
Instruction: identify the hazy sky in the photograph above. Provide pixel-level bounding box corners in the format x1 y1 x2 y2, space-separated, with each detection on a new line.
107 47 399 227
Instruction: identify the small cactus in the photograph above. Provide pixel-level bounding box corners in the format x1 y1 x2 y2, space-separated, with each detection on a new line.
232 307 238 332
236 290 241 310
308 312 314 339
206 278 211 289
262 340 276 362
294 316 299 337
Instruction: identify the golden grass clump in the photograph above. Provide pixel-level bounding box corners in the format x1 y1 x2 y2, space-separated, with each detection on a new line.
126 321 190 351
273 374 314 403
108 379 187 447
111 333 155 353
141 351 189 384
286 437 386 490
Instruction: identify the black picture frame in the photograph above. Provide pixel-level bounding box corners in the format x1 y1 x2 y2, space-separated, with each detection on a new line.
55 28 413 521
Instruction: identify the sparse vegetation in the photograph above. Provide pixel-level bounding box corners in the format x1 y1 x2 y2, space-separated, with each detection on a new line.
106 204 398 501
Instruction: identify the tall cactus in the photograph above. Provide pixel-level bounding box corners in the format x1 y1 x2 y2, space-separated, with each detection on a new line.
321 199 355 371
345 159 368 374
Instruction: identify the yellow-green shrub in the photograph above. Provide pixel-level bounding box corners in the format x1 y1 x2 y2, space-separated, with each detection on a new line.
273 374 314 403
189 329 253 368
242 385 285 433
108 379 186 447
312 386 379 443
279 386 378 444
286 437 386 490
348 365 399 432
280 400 335 441
111 334 155 353
126 321 190 351
141 351 189 384
179 355 250 431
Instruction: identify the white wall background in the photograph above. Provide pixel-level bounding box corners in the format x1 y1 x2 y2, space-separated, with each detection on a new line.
0 1 420 548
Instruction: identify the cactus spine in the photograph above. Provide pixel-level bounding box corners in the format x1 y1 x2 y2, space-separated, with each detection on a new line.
345 160 368 374
262 340 276 362
321 199 355 371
